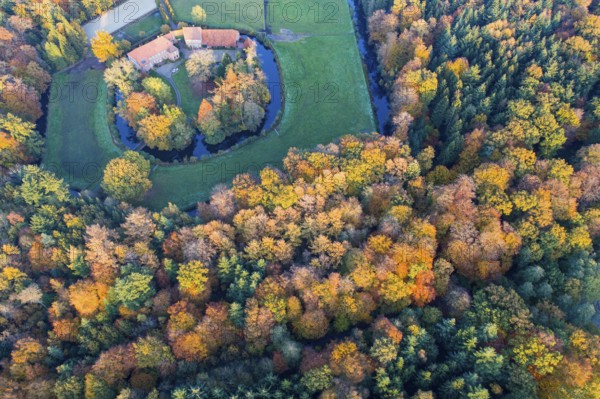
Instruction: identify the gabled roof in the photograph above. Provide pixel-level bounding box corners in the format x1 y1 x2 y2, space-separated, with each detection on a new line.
201 29 239 47
182 27 202 42
127 36 177 65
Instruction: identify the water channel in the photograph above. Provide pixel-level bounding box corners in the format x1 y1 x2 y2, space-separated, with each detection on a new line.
349 0 391 135
115 36 282 162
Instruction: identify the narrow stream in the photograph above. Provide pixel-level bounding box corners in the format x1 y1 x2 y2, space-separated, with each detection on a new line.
37 90 50 137
115 36 282 162
348 0 391 134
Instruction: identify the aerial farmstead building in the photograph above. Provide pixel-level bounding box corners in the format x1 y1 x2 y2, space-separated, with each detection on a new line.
241 37 255 49
127 36 179 71
181 27 202 48
198 28 240 48
179 27 241 48
127 27 250 71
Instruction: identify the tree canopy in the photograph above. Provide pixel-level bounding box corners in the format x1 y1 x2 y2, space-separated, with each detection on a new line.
101 151 152 201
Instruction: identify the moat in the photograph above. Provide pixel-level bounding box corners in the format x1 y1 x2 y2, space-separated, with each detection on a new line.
116 35 282 162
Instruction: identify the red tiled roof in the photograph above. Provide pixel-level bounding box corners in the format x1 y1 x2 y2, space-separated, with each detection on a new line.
201 29 239 47
128 36 177 65
164 30 180 41
182 27 202 42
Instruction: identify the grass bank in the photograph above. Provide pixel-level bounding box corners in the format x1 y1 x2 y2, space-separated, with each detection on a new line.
172 67 205 118
43 70 122 190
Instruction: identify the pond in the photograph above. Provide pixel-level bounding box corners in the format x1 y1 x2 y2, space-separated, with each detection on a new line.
348 0 391 135
115 36 282 162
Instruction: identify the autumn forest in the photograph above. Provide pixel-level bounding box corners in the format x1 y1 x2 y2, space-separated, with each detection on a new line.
0 0 600 398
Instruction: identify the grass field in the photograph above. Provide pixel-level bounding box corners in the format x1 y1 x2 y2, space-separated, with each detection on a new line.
120 12 164 43
45 0 375 209
172 67 204 117
44 70 122 190
268 0 353 35
170 0 266 32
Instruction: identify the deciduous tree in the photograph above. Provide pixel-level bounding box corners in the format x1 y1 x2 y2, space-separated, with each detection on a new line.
91 31 122 63
101 151 152 201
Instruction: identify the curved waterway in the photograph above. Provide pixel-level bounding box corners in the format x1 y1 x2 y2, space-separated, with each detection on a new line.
116 36 281 162
348 0 391 134
116 5 388 162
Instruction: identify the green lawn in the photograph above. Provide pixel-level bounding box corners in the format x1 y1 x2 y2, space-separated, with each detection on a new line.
145 0 375 208
268 0 353 35
43 70 123 190
170 0 266 32
121 12 164 43
172 67 204 118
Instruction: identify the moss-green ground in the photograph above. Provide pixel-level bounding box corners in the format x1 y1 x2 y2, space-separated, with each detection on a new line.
120 12 164 44
43 70 122 190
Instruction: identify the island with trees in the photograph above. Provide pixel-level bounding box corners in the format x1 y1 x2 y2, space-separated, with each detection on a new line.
96 26 270 151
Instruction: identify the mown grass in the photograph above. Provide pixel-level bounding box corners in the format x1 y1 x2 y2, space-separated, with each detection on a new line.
172 67 205 118
43 70 122 190
121 12 164 43
170 0 266 32
267 0 353 35
145 0 374 209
